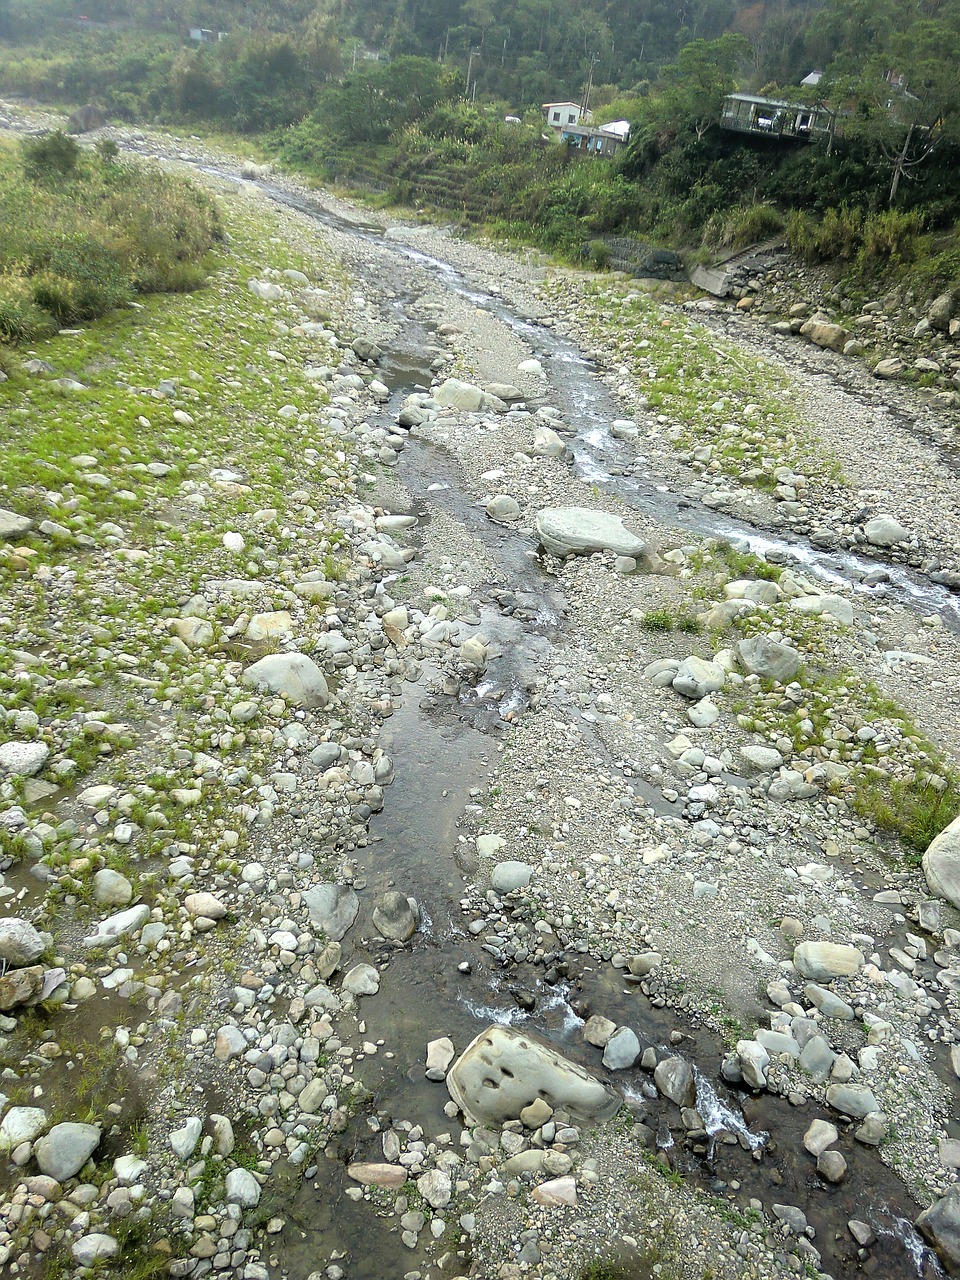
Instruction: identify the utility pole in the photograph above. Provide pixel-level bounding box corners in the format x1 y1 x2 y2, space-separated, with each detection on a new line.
580 53 598 118
467 48 481 102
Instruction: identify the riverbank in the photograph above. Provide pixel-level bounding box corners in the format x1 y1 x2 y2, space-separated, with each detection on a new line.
1 103 960 1280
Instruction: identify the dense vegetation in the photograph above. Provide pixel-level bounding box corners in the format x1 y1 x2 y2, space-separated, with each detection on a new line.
0 132 222 346
2 0 960 281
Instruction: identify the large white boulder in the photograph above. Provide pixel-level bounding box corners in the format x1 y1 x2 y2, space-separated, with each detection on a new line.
535 507 646 558
241 652 329 708
923 813 960 910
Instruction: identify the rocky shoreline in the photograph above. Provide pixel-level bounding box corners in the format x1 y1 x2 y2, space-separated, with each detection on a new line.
1 105 960 1280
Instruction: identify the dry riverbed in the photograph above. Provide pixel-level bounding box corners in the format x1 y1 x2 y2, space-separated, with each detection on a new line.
1 106 960 1280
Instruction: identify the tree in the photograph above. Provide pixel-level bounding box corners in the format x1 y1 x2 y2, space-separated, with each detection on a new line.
653 33 751 140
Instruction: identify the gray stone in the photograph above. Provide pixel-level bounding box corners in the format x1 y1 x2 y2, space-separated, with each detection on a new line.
735 636 800 683
826 1083 880 1118
864 514 910 547
929 289 956 332
0 918 45 967
772 1204 808 1235
491 861 533 894
372 891 419 942
923 814 960 911
343 963 380 996
417 1168 451 1209
736 1040 770 1090
433 378 488 412
803 1118 838 1157
72 1234 119 1266
302 885 359 941
241 652 330 708
446 1025 620 1127
917 1184 960 1275
790 593 854 626
799 320 849 352
0 508 33 540
793 941 864 981
855 1111 889 1145
653 1056 696 1108
93 869 133 907
225 1168 261 1208
426 1037 455 1081
486 495 521 522
804 984 855 1020
83 903 150 948
35 1122 101 1180
672 656 725 699
534 507 646 558
582 1015 616 1048
0 1106 47 1150
818 1149 847 1182
169 1117 202 1160
799 1036 837 1083
0 742 49 778
739 745 784 774
602 1026 640 1070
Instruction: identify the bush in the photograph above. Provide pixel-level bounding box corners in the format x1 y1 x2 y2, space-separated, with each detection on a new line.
0 138 222 348
581 239 611 270
20 131 81 183
0 275 57 344
860 208 924 266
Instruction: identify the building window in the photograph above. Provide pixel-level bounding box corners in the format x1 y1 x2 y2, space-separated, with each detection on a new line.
552 111 560 122
567 113 576 124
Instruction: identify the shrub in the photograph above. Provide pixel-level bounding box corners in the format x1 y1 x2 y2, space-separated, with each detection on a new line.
0 140 222 348
0 275 56 343
859 207 924 266
581 238 611 270
21 130 81 183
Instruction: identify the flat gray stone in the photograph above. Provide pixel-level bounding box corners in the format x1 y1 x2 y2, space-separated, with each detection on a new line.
826 1083 880 1118
446 1025 620 1127
302 884 359 941
82 903 150 948
0 742 48 778
793 941 864 980
491 861 533 894
804 984 855 1020
0 508 33 540
535 506 646 558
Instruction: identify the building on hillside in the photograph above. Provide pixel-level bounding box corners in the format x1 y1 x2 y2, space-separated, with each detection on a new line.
543 101 593 131
720 94 833 141
560 122 626 158
800 70 823 88
189 28 228 43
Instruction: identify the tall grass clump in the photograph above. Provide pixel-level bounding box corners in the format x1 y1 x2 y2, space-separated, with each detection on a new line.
0 132 223 345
